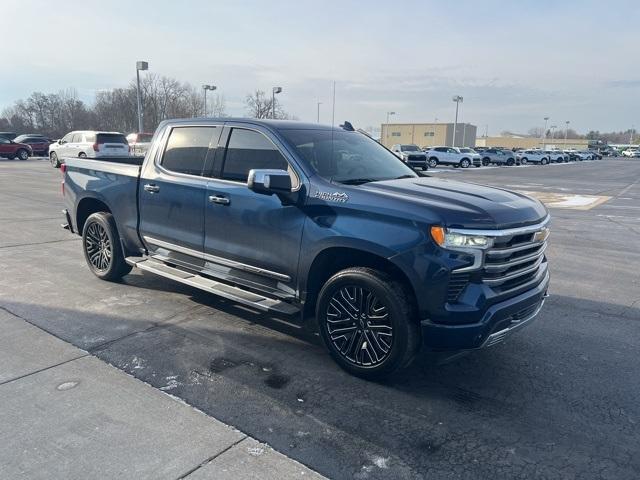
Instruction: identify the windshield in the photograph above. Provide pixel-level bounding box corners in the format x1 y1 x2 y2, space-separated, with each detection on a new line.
401 145 420 151
459 148 475 153
137 133 154 143
280 129 418 184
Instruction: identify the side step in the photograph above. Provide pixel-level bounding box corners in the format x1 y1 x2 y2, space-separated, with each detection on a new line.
126 257 300 316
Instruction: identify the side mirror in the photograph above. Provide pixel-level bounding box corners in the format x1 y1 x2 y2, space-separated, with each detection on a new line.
247 169 292 195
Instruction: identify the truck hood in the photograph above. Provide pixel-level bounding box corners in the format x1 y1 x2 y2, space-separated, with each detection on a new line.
360 177 547 229
401 151 426 156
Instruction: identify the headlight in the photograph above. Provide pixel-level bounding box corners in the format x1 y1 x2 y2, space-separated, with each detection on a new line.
430 226 492 249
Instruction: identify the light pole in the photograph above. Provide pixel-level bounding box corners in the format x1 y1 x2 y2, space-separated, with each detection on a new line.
386 111 396 124
136 61 149 133
317 101 322 123
202 85 217 117
542 116 549 148
272 87 282 119
564 120 570 146
631 125 635 144
550 125 557 145
452 95 463 147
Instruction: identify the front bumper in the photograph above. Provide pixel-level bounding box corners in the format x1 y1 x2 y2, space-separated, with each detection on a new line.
420 269 549 350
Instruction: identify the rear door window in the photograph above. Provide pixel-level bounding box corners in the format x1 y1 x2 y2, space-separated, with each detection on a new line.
161 126 219 176
220 128 290 183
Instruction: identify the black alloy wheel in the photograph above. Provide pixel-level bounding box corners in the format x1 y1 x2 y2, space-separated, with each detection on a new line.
325 285 394 367
85 221 112 272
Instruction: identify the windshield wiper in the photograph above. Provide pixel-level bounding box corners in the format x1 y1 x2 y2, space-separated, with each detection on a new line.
389 174 417 180
337 178 378 185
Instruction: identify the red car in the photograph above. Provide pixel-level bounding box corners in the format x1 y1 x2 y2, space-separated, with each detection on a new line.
13 134 52 156
0 137 32 160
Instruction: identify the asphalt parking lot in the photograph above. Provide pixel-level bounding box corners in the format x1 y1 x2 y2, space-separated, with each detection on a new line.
1 157 639 479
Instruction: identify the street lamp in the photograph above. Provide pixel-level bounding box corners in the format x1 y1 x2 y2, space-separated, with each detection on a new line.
136 61 149 133
317 101 322 123
452 95 463 147
386 111 396 124
550 125 557 144
202 84 217 117
542 116 549 148
272 87 282 119
565 121 570 145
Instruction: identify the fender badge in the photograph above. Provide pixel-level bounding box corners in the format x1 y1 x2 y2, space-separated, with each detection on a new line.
313 191 349 203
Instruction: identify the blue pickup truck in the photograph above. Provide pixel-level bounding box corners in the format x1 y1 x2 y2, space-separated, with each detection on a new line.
61 118 550 378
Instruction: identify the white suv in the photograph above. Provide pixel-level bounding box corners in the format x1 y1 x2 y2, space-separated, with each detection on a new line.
516 150 550 165
425 146 476 168
49 131 130 167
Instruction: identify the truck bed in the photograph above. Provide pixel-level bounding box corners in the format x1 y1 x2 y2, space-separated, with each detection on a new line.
62 155 145 166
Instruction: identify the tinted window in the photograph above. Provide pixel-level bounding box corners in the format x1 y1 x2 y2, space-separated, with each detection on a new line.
221 128 289 182
0 138 9 144
162 126 217 176
280 129 417 185
137 133 153 143
96 133 127 144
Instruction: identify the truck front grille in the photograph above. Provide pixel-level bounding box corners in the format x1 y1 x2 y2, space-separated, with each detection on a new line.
407 155 424 161
482 229 548 293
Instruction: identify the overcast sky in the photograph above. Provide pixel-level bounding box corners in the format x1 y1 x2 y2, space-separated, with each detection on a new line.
2 0 639 135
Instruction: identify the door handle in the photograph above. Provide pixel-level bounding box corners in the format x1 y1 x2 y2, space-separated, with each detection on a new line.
208 195 230 205
144 184 160 193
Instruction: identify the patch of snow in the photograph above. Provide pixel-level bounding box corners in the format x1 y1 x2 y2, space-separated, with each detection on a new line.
247 446 265 456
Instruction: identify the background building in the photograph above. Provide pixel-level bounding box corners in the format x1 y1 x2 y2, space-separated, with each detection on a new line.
380 123 477 148
475 136 590 150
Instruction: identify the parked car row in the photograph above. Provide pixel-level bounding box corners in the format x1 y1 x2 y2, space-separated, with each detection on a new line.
389 143 607 170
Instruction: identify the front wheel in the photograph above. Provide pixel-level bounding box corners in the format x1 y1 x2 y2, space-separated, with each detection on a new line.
17 149 29 160
79 152 87 158
507 158 515 166
82 212 132 281
520 158 527 165
50 152 60 168
459 158 471 168
316 267 420 379
541 158 548 165
482 158 490 166
428 157 438 168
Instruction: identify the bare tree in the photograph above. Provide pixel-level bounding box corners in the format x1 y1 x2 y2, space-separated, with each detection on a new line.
244 90 291 119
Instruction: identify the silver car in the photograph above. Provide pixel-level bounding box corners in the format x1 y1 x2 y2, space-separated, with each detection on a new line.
479 148 517 166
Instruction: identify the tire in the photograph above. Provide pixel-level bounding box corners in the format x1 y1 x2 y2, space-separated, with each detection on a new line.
428 157 438 168
79 152 87 158
421 165 428 171
541 158 548 165
82 212 132 281
7 155 15 160
316 267 420 379
482 158 490 166
520 158 527 165
50 152 60 168
17 149 29 160
459 158 471 168
507 158 515 166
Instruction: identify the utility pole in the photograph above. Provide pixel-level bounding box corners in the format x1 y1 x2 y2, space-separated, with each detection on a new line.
272 87 282 119
136 61 149 133
452 95 463 147
202 84 217 117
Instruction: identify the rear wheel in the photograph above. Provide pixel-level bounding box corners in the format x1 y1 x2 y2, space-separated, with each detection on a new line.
428 157 438 168
316 267 420 379
82 212 132 281
482 158 490 166
541 158 548 165
507 158 515 166
459 158 471 168
50 152 60 168
79 152 87 158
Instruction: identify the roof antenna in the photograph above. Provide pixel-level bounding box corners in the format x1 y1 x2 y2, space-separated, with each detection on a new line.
340 121 354 131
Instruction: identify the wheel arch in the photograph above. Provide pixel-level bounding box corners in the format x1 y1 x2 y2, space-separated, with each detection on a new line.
76 195 112 234
302 245 419 321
